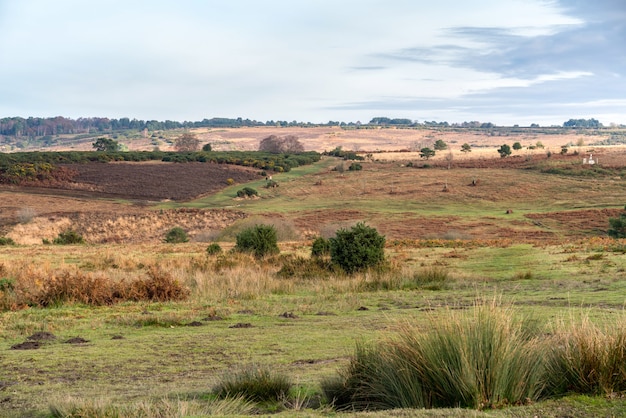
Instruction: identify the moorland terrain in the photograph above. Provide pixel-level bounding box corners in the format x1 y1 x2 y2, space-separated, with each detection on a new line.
1 125 626 417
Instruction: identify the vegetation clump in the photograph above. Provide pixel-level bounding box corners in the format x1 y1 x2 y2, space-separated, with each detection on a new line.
0 236 15 246
329 223 385 273
608 205 626 238
235 224 279 258
213 365 292 402
206 243 223 255
236 187 259 198
164 227 189 243
53 230 85 245
311 237 330 258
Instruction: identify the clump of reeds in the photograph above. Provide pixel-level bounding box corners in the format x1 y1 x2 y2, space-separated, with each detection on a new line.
212 365 292 403
324 300 551 410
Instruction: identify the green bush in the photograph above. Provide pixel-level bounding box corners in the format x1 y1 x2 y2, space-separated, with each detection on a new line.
213 365 292 402
608 205 626 238
329 223 385 273
164 227 189 243
311 237 330 258
236 187 258 198
0 236 15 246
348 163 362 171
235 224 279 258
53 230 85 245
206 243 222 255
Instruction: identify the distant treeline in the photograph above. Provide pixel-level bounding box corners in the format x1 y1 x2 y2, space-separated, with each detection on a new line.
0 116 616 138
0 150 321 184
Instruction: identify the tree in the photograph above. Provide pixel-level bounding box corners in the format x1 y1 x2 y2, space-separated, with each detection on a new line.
461 143 472 153
174 133 200 152
608 206 626 238
434 139 448 151
202 143 212 152
420 147 435 160
497 144 511 158
92 137 120 152
512 142 522 151
259 135 304 153
235 224 279 258
329 223 385 273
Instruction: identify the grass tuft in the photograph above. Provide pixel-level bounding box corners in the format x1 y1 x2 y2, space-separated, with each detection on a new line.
213 365 292 403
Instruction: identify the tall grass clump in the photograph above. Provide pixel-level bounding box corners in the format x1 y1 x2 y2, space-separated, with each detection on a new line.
323 301 551 411
551 314 626 396
213 365 292 403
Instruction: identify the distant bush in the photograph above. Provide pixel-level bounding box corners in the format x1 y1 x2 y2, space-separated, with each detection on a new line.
608 205 626 238
213 365 292 402
235 225 279 258
0 237 15 246
53 230 85 245
236 187 258 198
164 227 189 243
348 163 362 171
206 243 223 255
330 223 385 273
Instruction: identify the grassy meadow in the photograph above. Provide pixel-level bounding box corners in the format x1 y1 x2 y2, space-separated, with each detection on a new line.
1 151 626 417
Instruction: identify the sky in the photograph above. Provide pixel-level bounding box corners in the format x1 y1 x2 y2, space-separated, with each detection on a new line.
0 0 624 126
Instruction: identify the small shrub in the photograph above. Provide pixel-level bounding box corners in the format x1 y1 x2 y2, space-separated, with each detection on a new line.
226 178 235 185
236 187 258 198
311 237 330 258
53 230 85 245
213 365 292 402
164 227 189 243
330 223 385 273
206 243 223 255
348 163 362 171
0 237 15 246
235 224 279 258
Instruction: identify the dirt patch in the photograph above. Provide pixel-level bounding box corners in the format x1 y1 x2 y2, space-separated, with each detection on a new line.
10 341 41 350
229 323 253 329
64 337 89 344
27 332 56 341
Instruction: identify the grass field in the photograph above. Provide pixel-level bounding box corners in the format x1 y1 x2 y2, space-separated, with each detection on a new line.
1 131 626 417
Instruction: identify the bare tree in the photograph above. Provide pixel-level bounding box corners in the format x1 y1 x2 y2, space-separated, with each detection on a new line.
175 133 200 152
259 135 304 153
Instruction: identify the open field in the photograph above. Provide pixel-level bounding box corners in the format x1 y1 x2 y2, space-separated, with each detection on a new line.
1 128 626 416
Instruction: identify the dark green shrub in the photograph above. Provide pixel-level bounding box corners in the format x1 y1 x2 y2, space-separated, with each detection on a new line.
164 227 189 243
348 163 362 171
235 225 279 258
608 205 626 238
213 365 292 402
0 237 15 246
311 237 330 258
206 243 222 255
329 223 385 273
236 187 258 198
53 230 85 245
